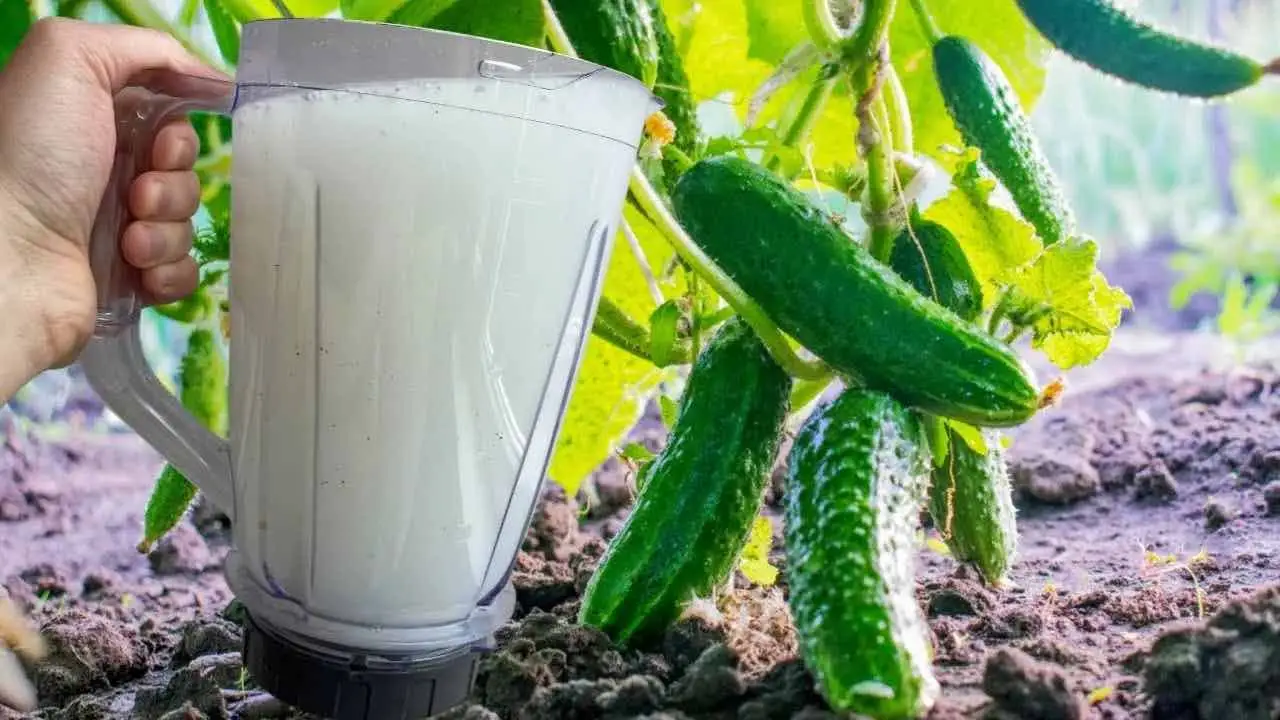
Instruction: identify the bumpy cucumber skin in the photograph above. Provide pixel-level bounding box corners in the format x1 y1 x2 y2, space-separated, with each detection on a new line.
785 388 939 719
928 427 1019 586
647 0 700 188
549 0 660 89
671 155 1040 428
1016 0 1262 98
933 36 1074 246
889 217 983 323
578 317 792 647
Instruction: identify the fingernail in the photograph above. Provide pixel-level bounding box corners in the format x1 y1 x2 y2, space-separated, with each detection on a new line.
0 646 37 712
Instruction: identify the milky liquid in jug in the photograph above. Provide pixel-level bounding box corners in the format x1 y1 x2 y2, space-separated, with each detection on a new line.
225 77 637 628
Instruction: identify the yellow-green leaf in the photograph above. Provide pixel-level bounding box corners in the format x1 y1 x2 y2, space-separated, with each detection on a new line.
1003 236 1133 370
923 151 1040 304
743 0 807 65
737 515 778 586
890 0 1052 160
548 204 682 496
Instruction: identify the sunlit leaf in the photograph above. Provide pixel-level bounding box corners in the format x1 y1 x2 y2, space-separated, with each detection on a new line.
548 204 683 496
743 0 807 65
382 0 457 26
425 0 544 47
737 515 778 586
923 150 1041 304
1003 236 1133 369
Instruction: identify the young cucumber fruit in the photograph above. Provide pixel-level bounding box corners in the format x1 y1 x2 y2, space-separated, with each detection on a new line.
888 212 984 323
647 0 700 187
785 387 939 719
548 0 660 89
933 35 1074 246
885 210 1019 586
670 155 1042 428
578 316 792 647
1016 0 1267 98
928 427 1019 586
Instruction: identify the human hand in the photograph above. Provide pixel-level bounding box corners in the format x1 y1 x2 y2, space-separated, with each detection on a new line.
0 18 226 379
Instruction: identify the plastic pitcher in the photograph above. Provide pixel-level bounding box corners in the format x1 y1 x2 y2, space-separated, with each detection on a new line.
79 18 660 720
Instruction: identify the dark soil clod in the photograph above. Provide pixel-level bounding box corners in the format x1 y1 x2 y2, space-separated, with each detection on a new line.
1145 583 1280 720
982 647 1087 720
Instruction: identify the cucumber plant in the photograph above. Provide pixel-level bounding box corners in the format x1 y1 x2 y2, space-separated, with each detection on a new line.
4 0 1275 716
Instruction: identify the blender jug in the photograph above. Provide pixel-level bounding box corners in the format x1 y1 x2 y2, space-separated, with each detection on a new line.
79 18 660 719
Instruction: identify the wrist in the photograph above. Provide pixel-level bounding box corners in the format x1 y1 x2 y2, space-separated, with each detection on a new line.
0 191 61 401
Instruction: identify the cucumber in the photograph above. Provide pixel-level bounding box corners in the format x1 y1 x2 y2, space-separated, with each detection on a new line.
670 155 1042 428
548 0 660 89
578 316 792 646
933 35 1074 246
888 210 983 322
928 427 1018 586
1016 0 1266 98
784 387 939 719
648 0 700 185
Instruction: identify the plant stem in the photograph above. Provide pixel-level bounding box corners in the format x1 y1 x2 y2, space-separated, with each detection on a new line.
102 0 223 68
542 0 575 55
840 0 897 65
765 63 840 173
803 0 844 51
882 64 913 154
628 167 830 381
856 51 897 263
621 218 666 307
592 296 690 365
906 0 944 43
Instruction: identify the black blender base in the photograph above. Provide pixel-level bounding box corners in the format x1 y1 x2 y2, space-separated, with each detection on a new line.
242 611 481 720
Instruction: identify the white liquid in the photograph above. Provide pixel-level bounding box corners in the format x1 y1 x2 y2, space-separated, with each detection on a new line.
226 77 643 634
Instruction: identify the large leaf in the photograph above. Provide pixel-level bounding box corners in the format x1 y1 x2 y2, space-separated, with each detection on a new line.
548 204 682 496
383 0 457 26
426 0 544 47
659 0 774 111
743 0 808 65
201 0 240 65
1 0 33 70
889 0 1052 159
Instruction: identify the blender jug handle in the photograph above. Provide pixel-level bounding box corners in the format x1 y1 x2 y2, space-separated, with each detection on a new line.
79 71 239 520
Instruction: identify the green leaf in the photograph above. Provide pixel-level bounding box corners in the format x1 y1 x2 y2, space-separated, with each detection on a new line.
742 0 807 65
619 442 656 463
425 0 544 47
201 0 240 64
649 300 684 367
383 0 457 26
658 393 679 428
737 515 778 586
889 0 1052 160
943 418 987 454
923 150 1040 305
1002 236 1133 370
1 0 33 70
659 0 773 111
548 203 683 496
153 287 218 324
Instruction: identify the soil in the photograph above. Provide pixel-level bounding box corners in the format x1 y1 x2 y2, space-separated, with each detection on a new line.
2 244 1280 720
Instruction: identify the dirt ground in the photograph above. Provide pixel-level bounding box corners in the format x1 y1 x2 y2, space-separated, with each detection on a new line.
2 244 1279 720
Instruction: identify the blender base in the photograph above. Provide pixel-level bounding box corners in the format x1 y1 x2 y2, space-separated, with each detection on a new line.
242 611 482 720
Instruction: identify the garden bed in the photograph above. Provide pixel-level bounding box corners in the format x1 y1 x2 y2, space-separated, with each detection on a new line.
2 253 1280 720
